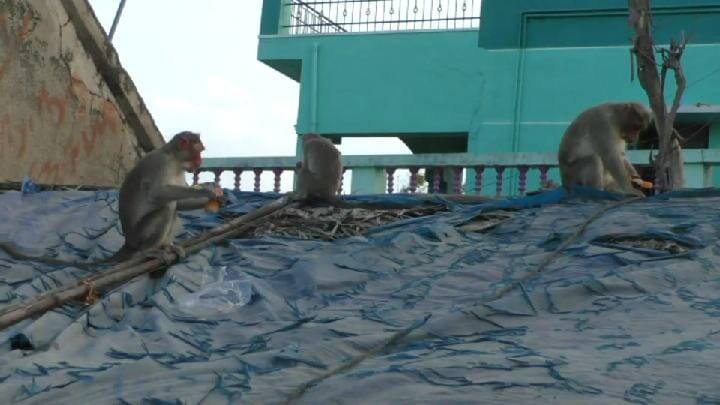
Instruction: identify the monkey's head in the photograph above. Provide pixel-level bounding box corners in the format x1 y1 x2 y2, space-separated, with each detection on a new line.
302 134 321 143
169 131 205 171
618 102 652 143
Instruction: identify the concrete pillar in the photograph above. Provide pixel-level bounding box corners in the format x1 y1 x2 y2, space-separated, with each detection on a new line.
684 163 707 188
292 135 303 191
351 168 386 195
708 123 720 187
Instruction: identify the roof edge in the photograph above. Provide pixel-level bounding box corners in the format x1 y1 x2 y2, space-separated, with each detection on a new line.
60 0 165 152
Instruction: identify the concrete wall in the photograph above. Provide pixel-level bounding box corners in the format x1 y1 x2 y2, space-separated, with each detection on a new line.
0 0 163 187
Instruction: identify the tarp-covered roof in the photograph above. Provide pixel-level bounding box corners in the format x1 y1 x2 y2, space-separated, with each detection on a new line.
0 189 719 403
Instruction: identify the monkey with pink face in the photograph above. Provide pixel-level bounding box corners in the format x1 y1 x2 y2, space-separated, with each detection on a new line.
116 131 223 263
558 102 651 196
0 131 223 270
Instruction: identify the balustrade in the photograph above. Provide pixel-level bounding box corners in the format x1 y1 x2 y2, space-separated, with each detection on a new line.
193 158 561 196
194 149 720 196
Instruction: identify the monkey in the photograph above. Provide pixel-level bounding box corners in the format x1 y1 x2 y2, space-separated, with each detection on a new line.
558 102 651 197
295 134 344 204
0 131 223 272
290 134 443 210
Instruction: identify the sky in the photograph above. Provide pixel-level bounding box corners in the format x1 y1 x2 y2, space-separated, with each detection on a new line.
87 0 411 190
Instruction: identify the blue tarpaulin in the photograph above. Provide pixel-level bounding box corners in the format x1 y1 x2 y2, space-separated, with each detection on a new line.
0 188 718 403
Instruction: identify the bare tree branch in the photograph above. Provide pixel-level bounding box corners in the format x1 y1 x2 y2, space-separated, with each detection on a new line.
628 0 686 192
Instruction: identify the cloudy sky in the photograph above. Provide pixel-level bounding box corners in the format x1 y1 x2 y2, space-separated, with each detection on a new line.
87 1 410 189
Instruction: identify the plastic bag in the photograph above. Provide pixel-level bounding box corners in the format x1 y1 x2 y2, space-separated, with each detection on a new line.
177 266 253 318
21 176 39 195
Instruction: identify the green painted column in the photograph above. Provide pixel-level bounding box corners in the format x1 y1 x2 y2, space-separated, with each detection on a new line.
709 124 720 187
277 1 292 35
292 135 303 191
684 164 708 188
260 0 282 35
351 168 387 194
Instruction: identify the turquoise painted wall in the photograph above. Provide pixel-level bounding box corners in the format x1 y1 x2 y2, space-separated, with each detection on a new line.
259 30 487 136
259 0 720 195
480 0 720 49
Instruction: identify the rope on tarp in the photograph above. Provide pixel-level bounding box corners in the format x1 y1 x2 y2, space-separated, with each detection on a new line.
284 195 644 404
0 196 297 331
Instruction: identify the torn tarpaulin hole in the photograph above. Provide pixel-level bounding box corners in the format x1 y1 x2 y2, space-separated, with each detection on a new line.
456 210 515 233
591 231 703 257
9 334 33 351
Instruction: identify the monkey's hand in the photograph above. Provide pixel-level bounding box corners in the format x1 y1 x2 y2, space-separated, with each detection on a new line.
191 184 221 200
631 177 653 190
205 187 227 213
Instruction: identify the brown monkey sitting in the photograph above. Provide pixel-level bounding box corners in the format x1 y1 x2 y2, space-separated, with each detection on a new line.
558 102 651 196
295 134 343 203
0 131 223 270
117 131 223 266
291 134 438 209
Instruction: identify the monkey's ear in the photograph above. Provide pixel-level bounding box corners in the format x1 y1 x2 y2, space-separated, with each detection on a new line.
179 137 189 150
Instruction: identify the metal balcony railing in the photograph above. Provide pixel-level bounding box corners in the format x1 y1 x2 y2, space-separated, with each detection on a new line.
283 0 481 35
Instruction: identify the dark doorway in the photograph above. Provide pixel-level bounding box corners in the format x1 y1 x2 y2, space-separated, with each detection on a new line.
630 122 709 196
634 123 709 150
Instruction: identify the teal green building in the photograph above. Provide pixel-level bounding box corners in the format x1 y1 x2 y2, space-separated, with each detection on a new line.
250 0 720 195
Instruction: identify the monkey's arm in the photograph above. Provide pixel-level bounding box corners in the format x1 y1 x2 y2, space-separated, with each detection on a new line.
149 185 215 205
623 156 640 178
604 150 642 195
176 197 211 211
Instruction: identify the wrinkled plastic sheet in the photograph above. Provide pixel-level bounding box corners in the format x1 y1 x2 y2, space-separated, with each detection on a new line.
0 188 719 404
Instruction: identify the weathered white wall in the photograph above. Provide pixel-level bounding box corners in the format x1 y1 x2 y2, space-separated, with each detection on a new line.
0 0 163 186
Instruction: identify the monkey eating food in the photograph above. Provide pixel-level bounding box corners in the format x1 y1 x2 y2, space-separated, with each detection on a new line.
558 102 651 197
0 131 223 271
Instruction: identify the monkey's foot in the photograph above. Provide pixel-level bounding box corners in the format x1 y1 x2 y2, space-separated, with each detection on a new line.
144 250 171 265
167 244 186 260
149 245 186 264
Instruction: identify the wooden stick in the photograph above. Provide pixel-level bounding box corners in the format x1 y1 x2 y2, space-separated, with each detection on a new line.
0 196 295 331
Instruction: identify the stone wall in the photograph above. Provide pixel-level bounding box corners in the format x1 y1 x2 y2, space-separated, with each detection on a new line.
0 0 163 187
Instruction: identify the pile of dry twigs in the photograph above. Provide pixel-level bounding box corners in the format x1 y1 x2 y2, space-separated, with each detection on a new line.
247 205 445 240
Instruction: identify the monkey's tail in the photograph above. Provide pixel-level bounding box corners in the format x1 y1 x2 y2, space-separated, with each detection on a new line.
0 242 131 269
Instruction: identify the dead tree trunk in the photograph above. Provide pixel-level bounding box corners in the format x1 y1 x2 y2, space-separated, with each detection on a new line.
628 0 687 192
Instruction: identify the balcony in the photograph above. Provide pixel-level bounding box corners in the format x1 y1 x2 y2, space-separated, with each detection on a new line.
279 0 481 35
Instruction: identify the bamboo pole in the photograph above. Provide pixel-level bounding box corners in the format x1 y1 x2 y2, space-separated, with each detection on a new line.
0 193 493 330
0 196 295 331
